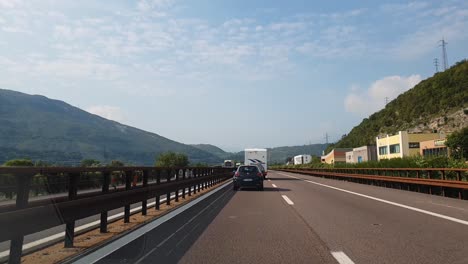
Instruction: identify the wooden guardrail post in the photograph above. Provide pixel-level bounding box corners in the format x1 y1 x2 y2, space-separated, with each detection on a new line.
100 171 110 233
8 174 32 264
182 169 186 199
124 170 132 223
175 169 179 203
165 169 171 206
155 169 161 210
64 173 79 248
142 170 149 216
195 168 199 194
200 169 206 190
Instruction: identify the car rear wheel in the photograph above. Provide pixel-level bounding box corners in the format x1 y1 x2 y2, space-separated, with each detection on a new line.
258 185 264 191
233 186 239 191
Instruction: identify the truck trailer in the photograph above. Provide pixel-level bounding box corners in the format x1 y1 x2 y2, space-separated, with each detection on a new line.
244 148 268 172
294 154 312 165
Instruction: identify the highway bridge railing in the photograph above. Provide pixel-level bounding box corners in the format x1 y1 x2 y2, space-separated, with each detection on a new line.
0 166 233 264
277 168 468 200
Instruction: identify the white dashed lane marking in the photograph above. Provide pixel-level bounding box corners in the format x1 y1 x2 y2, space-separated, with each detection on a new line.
281 195 294 205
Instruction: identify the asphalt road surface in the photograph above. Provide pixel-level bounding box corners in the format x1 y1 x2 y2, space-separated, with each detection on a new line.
93 170 468 264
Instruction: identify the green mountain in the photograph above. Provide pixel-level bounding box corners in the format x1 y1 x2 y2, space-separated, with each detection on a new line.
0 89 222 165
327 60 468 153
192 143 329 164
266 144 329 163
190 144 231 159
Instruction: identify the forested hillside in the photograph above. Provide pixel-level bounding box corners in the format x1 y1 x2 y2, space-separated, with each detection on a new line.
0 89 221 165
327 60 468 152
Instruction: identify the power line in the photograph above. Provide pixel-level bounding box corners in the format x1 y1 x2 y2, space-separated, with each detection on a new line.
434 58 439 73
439 38 448 70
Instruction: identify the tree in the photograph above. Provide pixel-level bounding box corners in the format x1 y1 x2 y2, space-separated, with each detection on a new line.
108 160 125 167
3 159 34 166
35 160 53 167
80 159 101 167
445 127 468 159
155 152 189 167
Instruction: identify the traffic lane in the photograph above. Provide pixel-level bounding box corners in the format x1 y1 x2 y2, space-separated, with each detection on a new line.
179 183 336 264
269 171 468 264
96 183 235 264
273 171 468 221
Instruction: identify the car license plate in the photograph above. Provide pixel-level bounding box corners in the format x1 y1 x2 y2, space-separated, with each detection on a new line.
243 178 253 182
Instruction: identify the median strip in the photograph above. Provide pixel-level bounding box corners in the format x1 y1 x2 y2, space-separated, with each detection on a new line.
19 181 229 264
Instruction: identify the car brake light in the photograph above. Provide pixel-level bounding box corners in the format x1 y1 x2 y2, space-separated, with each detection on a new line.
235 172 239 177
257 172 262 177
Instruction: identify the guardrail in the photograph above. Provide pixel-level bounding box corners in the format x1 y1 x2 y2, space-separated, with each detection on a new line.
277 168 468 200
0 166 232 264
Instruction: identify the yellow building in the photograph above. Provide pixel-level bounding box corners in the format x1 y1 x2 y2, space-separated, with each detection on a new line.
376 131 443 160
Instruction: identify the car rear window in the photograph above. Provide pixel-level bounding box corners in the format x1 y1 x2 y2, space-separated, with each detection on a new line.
238 166 259 173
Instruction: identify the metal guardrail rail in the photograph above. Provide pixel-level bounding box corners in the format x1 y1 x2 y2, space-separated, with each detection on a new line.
278 168 468 200
0 166 232 264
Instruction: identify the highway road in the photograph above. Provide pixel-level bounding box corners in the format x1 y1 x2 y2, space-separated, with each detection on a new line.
87 170 468 264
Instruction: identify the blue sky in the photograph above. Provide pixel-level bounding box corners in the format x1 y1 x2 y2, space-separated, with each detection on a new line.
1 0 467 151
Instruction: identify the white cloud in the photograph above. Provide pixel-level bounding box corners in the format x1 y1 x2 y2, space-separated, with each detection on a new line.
344 75 422 116
86 105 126 122
381 2 429 13
388 3 468 60
0 0 22 8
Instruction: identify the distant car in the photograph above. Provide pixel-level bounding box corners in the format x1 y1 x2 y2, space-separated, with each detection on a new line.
233 165 264 191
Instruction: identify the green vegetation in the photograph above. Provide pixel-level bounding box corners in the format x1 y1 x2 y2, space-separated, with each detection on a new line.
108 160 125 167
326 60 468 153
194 143 329 164
0 89 221 165
272 156 468 170
155 152 189 167
3 158 34 166
446 127 468 159
80 159 101 167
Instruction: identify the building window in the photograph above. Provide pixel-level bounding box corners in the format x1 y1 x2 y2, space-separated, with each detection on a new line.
423 147 448 157
379 146 388 155
409 142 420 148
389 144 400 154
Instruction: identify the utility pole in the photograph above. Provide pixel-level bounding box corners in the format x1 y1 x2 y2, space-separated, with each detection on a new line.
434 58 439 73
325 133 329 144
385 97 389 105
439 38 448 70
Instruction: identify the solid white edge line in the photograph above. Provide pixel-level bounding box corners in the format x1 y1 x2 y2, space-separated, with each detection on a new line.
331 251 355 264
272 184 277 188
0 188 193 258
72 181 232 264
276 172 468 226
134 184 231 264
281 195 294 205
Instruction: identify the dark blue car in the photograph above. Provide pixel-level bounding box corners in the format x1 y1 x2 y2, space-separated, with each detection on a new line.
233 165 264 191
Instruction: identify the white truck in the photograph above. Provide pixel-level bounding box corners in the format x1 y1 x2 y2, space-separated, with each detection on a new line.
223 160 235 168
245 148 268 172
294 154 312 165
